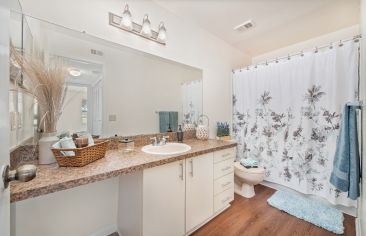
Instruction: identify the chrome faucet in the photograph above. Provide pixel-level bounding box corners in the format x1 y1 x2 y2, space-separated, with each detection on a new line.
150 136 169 146
150 137 158 146
159 136 169 145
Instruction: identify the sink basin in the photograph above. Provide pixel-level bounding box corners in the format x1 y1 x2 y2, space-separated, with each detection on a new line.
142 143 191 155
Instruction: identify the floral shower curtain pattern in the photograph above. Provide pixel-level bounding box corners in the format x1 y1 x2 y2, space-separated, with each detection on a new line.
233 41 359 207
181 80 202 125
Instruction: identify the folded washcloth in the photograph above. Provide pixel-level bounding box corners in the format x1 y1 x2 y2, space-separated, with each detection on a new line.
240 158 258 167
59 137 76 156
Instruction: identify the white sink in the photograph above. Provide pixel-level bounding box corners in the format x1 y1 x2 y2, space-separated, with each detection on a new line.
142 143 191 155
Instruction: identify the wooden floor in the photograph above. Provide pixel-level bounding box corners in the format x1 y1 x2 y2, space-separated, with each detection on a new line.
192 185 355 236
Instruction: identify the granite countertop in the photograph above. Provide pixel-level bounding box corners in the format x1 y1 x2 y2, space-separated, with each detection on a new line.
10 139 237 203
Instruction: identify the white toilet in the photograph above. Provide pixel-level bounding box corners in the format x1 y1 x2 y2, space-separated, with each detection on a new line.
234 162 265 198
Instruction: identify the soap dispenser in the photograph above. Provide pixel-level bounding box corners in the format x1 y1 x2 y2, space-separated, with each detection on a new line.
177 125 184 142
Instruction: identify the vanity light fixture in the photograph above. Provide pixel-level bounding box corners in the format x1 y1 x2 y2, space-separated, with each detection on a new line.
109 4 167 45
141 15 152 37
120 4 133 31
157 22 167 43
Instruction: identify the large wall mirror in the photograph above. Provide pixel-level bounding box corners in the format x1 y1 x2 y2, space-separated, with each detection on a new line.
9 11 203 149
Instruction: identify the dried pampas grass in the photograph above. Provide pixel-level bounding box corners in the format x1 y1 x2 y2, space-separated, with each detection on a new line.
10 45 67 133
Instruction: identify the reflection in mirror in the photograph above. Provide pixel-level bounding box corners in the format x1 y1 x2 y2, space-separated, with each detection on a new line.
9 9 38 150
57 57 103 136
9 13 203 149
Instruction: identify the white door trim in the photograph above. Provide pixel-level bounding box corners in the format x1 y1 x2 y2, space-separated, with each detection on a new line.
0 0 11 235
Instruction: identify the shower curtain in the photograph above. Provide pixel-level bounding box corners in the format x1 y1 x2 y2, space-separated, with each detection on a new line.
233 41 359 207
181 80 202 125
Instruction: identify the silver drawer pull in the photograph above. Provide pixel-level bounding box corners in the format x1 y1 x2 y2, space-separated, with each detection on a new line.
221 153 231 158
221 181 232 187
221 196 231 204
221 166 231 171
179 162 184 180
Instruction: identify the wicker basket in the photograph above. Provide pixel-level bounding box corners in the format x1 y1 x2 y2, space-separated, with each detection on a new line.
51 140 110 167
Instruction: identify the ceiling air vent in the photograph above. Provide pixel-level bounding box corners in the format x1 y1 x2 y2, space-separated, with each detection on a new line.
234 20 254 32
90 49 104 56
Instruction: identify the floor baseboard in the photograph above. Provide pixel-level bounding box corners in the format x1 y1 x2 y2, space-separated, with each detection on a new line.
355 217 361 236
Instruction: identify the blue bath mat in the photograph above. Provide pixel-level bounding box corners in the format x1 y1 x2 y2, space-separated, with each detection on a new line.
267 191 344 234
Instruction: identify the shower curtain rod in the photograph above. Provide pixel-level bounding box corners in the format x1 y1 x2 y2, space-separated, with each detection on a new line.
233 34 362 73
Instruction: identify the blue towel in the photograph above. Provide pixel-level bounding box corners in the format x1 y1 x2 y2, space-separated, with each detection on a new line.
330 103 361 200
240 158 258 167
159 111 178 132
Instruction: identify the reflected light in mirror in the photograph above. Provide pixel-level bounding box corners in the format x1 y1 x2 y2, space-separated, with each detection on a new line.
68 68 82 77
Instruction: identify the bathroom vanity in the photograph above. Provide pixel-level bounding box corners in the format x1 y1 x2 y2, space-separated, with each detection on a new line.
10 139 236 236
118 145 236 236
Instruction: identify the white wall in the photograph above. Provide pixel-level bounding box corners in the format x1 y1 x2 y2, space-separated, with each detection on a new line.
11 178 119 236
360 0 366 235
19 0 250 138
252 25 360 64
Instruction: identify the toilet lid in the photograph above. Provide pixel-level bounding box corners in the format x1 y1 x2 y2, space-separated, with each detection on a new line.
234 162 265 174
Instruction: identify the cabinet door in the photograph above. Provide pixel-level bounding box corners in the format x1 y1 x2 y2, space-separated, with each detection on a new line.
143 160 185 236
186 153 214 232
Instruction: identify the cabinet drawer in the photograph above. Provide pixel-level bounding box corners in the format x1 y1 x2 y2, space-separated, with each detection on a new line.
214 148 236 163
214 187 234 212
214 172 234 195
214 158 234 179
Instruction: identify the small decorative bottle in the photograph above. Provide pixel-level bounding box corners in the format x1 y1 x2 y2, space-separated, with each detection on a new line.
177 125 184 143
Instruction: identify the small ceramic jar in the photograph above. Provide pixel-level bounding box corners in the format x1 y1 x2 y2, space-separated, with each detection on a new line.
183 123 196 132
196 115 209 140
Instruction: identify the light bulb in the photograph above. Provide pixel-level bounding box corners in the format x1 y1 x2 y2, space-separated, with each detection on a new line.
141 14 152 38
68 68 82 77
157 22 167 43
121 4 132 31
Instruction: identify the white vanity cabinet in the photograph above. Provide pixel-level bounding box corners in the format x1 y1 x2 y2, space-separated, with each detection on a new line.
117 148 234 236
213 147 235 212
143 160 186 236
185 153 214 232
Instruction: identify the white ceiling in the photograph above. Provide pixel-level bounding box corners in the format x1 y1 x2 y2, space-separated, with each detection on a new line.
154 0 360 56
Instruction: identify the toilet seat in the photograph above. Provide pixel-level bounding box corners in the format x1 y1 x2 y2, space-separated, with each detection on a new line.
234 162 265 174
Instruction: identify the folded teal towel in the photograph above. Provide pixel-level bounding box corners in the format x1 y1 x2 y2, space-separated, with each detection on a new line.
159 111 178 132
240 158 258 167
